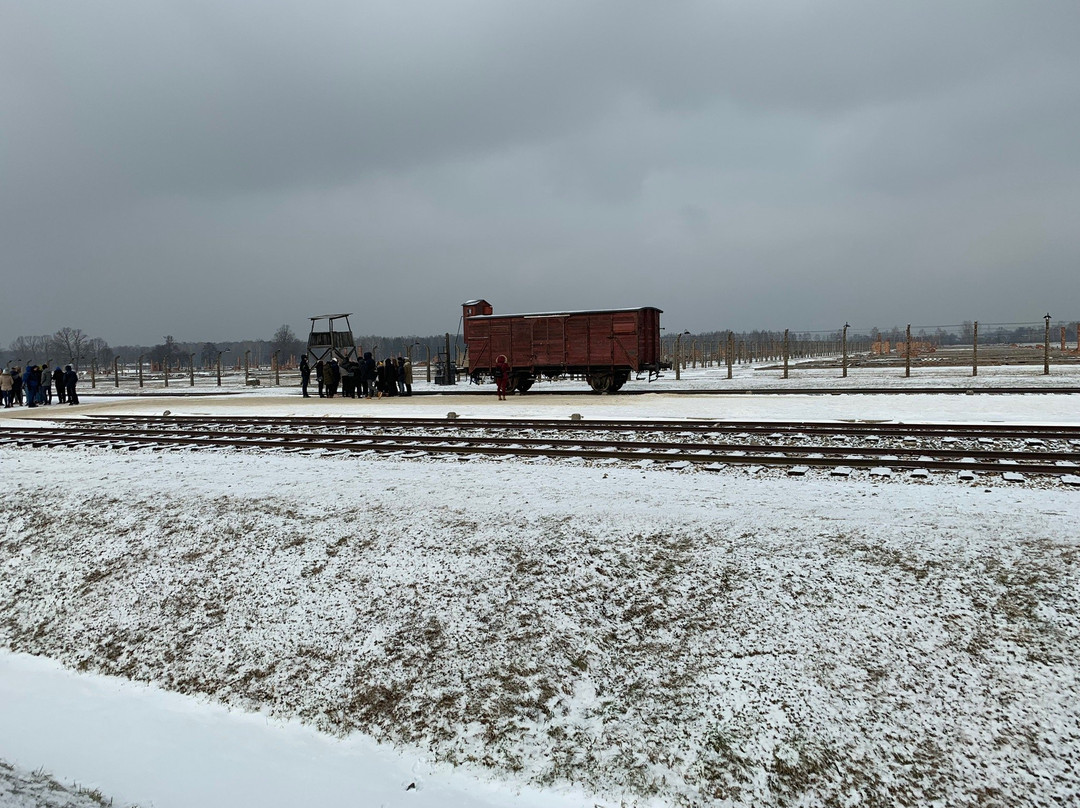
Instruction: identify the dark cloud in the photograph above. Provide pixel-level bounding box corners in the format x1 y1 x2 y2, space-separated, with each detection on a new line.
1 0 1078 344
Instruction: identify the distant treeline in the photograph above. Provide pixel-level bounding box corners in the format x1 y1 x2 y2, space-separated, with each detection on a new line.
5 321 1074 371
2 324 460 371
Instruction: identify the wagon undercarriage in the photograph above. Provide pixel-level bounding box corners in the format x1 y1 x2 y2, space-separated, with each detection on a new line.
471 366 662 393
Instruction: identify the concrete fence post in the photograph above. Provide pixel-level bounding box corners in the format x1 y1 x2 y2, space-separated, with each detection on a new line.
783 329 789 379
842 323 849 378
973 320 978 377
1044 313 1051 375
905 324 911 378
727 331 734 379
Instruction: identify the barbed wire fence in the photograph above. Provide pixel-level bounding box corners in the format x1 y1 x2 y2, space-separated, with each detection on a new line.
11 316 1078 393
663 316 1080 380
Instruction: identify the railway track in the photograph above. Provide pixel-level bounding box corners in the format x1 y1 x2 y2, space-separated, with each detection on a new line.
77 413 1080 442
2 415 1079 481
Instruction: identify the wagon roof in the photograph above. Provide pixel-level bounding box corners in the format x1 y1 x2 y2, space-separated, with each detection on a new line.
466 306 662 319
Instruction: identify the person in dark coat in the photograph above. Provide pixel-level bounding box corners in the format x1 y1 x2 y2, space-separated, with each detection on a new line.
384 356 398 396
340 359 355 398
53 366 66 404
346 360 362 397
11 368 23 406
64 365 79 405
325 358 340 398
315 359 325 397
361 352 376 398
299 356 311 397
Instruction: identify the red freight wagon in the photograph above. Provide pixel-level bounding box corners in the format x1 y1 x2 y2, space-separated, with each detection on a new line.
462 299 663 393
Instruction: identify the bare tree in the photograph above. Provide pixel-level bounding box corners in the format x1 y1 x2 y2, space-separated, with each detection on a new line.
271 324 303 363
86 337 112 368
9 335 52 362
151 335 180 367
200 342 218 369
52 327 89 369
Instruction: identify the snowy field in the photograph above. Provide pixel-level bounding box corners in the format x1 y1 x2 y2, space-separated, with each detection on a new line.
1 365 1078 807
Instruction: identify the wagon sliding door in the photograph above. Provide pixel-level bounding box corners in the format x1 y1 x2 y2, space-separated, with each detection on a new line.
610 312 640 368
588 314 615 367
531 316 567 369
510 319 533 367
639 308 660 369
489 321 511 367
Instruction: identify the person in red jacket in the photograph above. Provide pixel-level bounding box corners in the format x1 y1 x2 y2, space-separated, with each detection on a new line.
494 354 511 400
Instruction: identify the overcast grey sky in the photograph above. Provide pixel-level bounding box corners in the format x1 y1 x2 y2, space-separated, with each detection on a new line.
2 0 1078 345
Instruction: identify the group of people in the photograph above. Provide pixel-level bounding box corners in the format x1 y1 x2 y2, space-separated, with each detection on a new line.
299 352 413 399
1 364 80 408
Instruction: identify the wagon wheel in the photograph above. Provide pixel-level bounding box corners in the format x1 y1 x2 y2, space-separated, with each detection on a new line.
588 374 613 393
513 376 534 393
608 372 629 392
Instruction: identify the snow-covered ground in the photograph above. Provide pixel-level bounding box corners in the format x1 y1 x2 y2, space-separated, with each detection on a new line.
1 366 1078 807
43 357 1080 398
11 364 1080 426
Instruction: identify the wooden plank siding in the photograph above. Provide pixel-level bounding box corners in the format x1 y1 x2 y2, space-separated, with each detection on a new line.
462 300 662 378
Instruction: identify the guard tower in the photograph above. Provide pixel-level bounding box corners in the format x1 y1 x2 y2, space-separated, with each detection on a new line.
307 313 359 364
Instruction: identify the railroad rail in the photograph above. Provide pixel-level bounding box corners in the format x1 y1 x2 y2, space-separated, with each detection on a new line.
82 413 1080 441
2 416 1079 481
